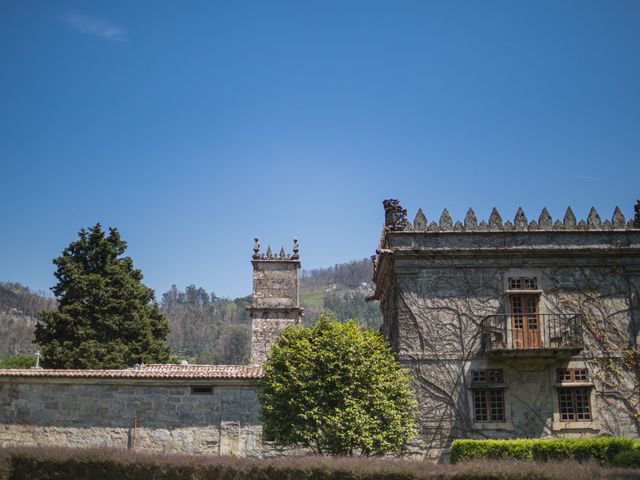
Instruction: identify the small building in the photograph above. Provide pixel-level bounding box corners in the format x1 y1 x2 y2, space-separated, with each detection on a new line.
371 199 640 460
0 239 301 456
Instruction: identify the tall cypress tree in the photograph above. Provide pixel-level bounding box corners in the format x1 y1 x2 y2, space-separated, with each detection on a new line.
35 224 171 369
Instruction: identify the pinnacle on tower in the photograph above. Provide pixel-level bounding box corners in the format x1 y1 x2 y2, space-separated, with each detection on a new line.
292 238 299 259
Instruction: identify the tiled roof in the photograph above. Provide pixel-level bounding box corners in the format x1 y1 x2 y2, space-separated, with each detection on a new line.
0 364 263 380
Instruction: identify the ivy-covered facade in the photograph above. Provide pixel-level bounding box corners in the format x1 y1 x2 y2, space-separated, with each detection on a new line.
372 200 640 461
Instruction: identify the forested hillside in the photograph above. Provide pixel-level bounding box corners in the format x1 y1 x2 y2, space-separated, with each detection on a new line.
300 258 381 328
0 283 56 358
162 286 252 364
0 258 382 364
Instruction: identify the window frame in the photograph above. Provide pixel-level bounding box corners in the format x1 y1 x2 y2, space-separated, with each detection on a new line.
557 386 592 422
473 388 506 423
552 363 599 432
468 368 511 429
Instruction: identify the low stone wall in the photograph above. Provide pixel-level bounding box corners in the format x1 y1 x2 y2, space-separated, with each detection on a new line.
0 377 267 456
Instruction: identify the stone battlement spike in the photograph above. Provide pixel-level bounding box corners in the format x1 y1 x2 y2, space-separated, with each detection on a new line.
266 246 273 259
464 208 477 230
563 207 577 229
279 246 286 259
514 207 527 231
413 208 428 230
538 208 552 229
439 209 453 231
488 208 503 231
587 207 602 229
612 207 626 229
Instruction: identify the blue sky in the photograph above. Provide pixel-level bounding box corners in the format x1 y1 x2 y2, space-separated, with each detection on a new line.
1 1 639 299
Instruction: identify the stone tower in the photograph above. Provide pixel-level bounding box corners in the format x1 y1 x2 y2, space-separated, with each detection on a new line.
249 238 303 364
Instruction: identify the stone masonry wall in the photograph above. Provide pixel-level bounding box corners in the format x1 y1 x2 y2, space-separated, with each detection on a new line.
391 259 640 461
0 379 273 456
249 243 302 364
374 204 640 461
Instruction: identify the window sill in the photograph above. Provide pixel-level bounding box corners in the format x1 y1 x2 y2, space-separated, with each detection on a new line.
554 382 594 387
469 383 507 389
472 421 514 431
552 420 600 432
505 289 543 294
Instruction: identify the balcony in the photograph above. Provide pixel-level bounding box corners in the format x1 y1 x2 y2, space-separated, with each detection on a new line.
483 313 583 357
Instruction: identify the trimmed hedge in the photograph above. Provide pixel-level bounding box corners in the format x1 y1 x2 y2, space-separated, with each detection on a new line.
0 446 638 480
451 437 640 466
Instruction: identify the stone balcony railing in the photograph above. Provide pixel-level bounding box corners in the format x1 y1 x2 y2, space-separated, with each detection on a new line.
483 313 584 356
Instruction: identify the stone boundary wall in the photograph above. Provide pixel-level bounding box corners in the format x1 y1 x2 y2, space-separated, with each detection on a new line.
0 377 271 457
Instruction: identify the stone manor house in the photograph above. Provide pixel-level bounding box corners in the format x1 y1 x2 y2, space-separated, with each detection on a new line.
0 200 639 460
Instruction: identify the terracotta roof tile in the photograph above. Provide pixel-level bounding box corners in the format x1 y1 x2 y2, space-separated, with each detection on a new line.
0 364 263 380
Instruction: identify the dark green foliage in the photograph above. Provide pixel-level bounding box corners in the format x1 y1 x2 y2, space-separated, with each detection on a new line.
34 224 171 369
0 354 36 369
0 447 638 480
300 259 383 329
322 290 382 329
612 448 640 468
451 437 640 466
260 315 416 456
161 285 251 364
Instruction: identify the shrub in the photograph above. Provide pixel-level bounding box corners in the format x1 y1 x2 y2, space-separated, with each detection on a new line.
451 436 639 466
612 448 640 468
0 446 637 480
260 316 416 456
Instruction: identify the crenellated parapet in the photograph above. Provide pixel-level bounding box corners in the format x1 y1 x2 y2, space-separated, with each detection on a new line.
373 199 640 295
252 237 300 261
383 199 639 233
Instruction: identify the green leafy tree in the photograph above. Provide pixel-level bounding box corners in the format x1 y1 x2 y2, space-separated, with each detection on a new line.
260 315 416 456
35 224 171 369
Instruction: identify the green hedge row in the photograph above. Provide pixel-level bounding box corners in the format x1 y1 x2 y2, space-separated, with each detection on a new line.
450 436 640 466
0 446 638 480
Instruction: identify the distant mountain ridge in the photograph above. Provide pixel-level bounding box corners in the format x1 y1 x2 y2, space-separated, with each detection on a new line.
0 258 381 363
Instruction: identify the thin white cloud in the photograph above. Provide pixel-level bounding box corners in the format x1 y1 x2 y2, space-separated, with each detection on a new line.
59 12 127 42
